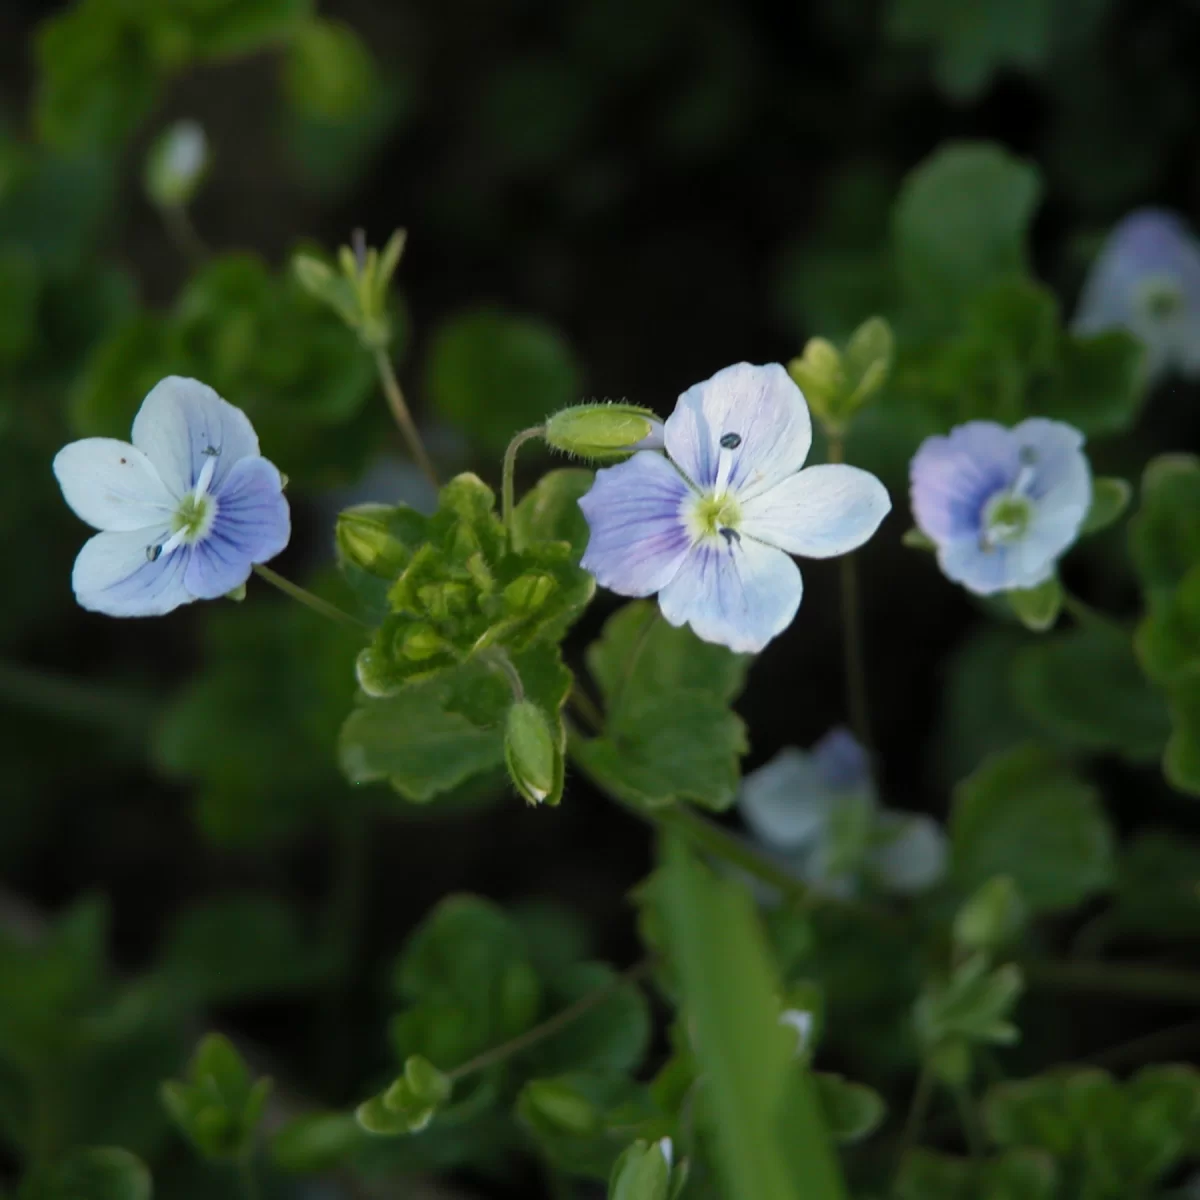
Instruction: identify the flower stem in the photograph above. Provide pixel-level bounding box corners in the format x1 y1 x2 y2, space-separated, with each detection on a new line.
900 1063 935 1159
252 565 369 629
237 1153 260 1200
1060 589 1124 634
485 647 525 701
160 203 209 264
501 426 547 537
446 958 654 1083
827 435 873 751
373 348 440 491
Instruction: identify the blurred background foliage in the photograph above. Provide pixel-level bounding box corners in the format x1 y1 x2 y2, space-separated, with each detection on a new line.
5 0 1200 1197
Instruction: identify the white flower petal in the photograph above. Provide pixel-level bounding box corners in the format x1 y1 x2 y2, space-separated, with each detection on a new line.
739 747 837 851
53 438 177 532
132 376 259 496
72 528 194 617
664 363 812 499
658 534 802 653
869 812 948 894
740 463 891 558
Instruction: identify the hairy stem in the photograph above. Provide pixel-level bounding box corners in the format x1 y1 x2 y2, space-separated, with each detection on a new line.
827 436 873 751
252 565 368 630
501 426 547 537
446 959 653 1082
373 349 440 490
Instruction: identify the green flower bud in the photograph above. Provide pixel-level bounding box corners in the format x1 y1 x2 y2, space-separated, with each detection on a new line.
144 120 209 209
336 504 411 579
403 1055 452 1107
787 315 894 436
609 1138 673 1200
521 1079 600 1136
504 701 558 806
953 876 1026 953
545 403 663 460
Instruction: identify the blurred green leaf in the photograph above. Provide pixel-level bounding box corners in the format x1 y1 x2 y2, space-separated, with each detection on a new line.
1138 563 1200 684
427 310 583 454
1163 667 1200 796
657 838 844 1200
893 142 1041 334
1013 622 1169 761
950 744 1114 912
282 17 376 120
1081 477 1133 535
894 1148 1057 1200
18 1147 151 1200
1129 455 1200 595
161 894 333 1005
511 468 594 558
573 602 749 810
885 0 1052 100
271 1111 365 1172
1112 832 1200 940
914 955 1024 1072
812 1073 885 1144
1007 577 1061 633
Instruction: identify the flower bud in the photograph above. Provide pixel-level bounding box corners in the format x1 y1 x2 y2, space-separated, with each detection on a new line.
545 403 663 460
504 701 559 806
144 120 209 208
402 1055 452 1106
336 504 410 579
521 1079 600 1136
609 1138 673 1200
787 316 894 436
953 875 1026 953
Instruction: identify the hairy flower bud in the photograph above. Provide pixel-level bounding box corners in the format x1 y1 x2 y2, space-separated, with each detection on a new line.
545 403 664 460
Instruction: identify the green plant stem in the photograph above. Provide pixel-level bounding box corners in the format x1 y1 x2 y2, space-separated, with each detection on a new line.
237 1153 260 1200
0 661 152 737
501 426 547 537
1023 958 1200 1005
161 202 209 264
953 1086 984 1159
446 958 653 1083
568 682 603 733
373 348 440 491
900 1064 935 1159
1060 589 1124 634
1082 1017 1200 1071
252 565 368 629
485 647 525 701
827 435 873 751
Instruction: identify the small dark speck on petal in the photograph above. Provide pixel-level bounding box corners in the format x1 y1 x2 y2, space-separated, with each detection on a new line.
719 526 740 545
720 432 742 450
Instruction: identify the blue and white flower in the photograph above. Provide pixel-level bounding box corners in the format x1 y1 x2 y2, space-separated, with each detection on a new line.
739 728 947 897
578 363 891 653
1073 208 1200 385
53 376 290 617
909 418 1092 597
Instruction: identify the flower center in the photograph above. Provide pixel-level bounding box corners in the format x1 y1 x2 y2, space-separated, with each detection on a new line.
147 452 219 562
1137 274 1186 323
688 490 742 545
981 492 1033 548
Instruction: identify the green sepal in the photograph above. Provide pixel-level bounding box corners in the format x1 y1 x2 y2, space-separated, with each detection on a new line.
1007 576 1061 632
1081 476 1132 535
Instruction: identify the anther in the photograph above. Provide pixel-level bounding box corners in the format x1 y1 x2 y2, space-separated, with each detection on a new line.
720 432 742 450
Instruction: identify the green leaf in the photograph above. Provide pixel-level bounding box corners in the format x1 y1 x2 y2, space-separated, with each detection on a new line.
512 468 595 559
1129 455 1200 594
282 17 376 121
427 309 583 454
340 642 571 804
657 838 845 1200
892 142 1041 333
813 1073 886 1144
572 602 749 810
271 1111 364 1172
1013 623 1170 762
527 963 651 1076
894 1148 1057 1200
1044 329 1145 436
162 0 312 59
1112 832 1200 940
914 955 1024 1059
1081 477 1133 535
1137 562 1200 683
1163 667 1200 796
18 1147 152 1200
1007 577 1061 632
950 745 1114 913
885 0 1052 101
161 894 333 1004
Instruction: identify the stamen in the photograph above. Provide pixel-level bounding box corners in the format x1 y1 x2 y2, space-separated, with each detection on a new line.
719 526 740 545
720 432 742 449
146 544 162 563
194 452 218 497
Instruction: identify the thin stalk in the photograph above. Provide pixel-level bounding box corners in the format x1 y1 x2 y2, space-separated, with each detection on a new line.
1023 957 1200 1005
161 203 209 264
827 435 872 750
568 683 604 733
485 648 525 701
900 1064 935 1160
237 1153 260 1200
1061 589 1124 634
373 349 440 490
446 959 653 1083
0 661 152 737
501 426 547 536
953 1087 985 1159
252 565 368 630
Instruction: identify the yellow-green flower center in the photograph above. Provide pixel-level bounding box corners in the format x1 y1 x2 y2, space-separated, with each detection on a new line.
171 491 215 544
689 491 742 542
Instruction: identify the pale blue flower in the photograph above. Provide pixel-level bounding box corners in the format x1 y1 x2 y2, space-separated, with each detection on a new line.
578 363 891 653
53 376 290 617
910 419 1092 597
739 728 947 897
1073 208 1200 385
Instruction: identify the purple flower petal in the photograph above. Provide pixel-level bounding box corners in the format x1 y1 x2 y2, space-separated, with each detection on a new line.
185 456 291 599
741 463 891 557
657 534 802 653
579 451 693 596
812 727 872 793
72 527 192 617
910 421 1019 542
664 363 812 498
739 747 836 851
132 376 260 496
